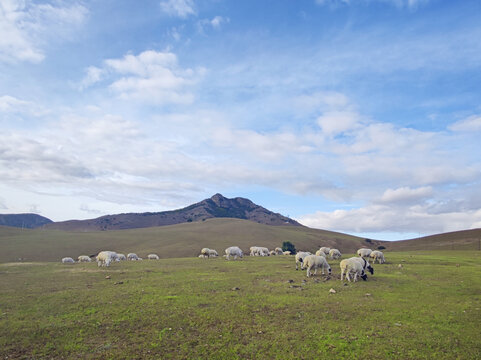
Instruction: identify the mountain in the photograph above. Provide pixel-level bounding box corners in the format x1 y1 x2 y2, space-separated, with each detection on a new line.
0 213 53 229
44 193 302 231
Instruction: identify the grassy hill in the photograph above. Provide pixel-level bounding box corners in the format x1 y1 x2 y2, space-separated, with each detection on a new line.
383 228 481 251
0 218 380 263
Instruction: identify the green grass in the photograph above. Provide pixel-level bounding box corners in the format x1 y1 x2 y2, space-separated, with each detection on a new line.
1 251 480 359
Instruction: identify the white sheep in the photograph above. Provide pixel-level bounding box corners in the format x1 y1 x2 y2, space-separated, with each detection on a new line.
329 249 342 260
250 246 269 256
201 248 210 258
315 249 327 257
357 248 372 258
302 255 332 277
274 247 284 255
225 246 243 260
370 250 385 264
198 254 205 258
147 254 159 260
62 257 75 264
96 251 118 267
320 247 331 255
117 254 126 261
207 249 218 258
77 255 91 263
283 251 291 255
351 256 374 275
295 251 312 270
340 257 367 282
127 253 139 261
269 250 276 256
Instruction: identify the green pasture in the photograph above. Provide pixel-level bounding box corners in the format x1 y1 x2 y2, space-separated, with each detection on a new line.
1 251 480 359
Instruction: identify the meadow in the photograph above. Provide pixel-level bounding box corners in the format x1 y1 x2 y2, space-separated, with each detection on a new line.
1 251 480 359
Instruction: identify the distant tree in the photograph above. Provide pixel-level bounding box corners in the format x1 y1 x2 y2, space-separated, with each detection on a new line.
282 241 296 254
377 245 386 250
365 238 372 243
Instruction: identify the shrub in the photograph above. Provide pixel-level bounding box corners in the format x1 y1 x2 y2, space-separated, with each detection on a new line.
282 241 296 255
377 245 386 250
365 238 372 243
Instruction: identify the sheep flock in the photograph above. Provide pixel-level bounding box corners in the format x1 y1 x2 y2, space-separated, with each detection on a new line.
60 244 387 283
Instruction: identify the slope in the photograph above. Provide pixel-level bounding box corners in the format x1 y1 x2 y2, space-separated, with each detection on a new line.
0 218 373 263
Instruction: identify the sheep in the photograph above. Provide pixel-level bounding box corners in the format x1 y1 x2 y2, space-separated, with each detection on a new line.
283 251 291 255
340 258 367 282
201 248 210 259
370 250 385 264
62 257 75 264
315 249 327 257
320 247 331 255
96 251 118 267
274 247 284 255
198 254 205 258
351 256 374 275
357 248 372 258
77 255 91 263
117 254 126 261
148 254 159 260
207 249 218 258
295 251 312 270
269 250 276 256
250 246 269 256
225 246 243 260
302 255 332 277
329 249 342 260
127 253 139 261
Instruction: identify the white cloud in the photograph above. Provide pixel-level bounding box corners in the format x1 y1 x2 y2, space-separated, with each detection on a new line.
80 50 205 105
317 110 362 136
315 0 429 9
0 0 88 63
378 186 433 205
160 0 195 18
449 115 481 132
198 16 230 33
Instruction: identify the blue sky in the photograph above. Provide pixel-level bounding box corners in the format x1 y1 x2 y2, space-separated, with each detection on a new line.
1 0 481 240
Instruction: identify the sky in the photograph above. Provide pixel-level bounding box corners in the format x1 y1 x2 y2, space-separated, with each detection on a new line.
1 0 481 240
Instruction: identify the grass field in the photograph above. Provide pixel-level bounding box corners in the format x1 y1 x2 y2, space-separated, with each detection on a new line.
1 251 480 359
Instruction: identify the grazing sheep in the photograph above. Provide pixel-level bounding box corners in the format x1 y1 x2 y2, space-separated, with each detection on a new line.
320 247 331 255
250 246 269 256
127 253 139 261
351 256 374 275
295 251 312 270
315 249 327 257
225 246 243 260
201 248 218 258
302 255 332 277
147 254 159 260
269 250 276 256
198 254 205 258
117 254 126 261
77 255 91 263
283 251 292 255
62 257 75 264
96 251 118 267
357 248 372 258
329 249 342 260
340 258 367 282
370 250 385 264
274 247 284 255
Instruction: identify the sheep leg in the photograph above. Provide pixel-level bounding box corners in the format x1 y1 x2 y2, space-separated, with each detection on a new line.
306 267 310 277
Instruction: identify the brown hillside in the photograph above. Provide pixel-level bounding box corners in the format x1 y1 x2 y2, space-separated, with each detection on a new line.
44 194 301 231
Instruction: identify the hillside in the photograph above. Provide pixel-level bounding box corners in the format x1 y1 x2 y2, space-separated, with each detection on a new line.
44 193 301 231
0 213 52 229
0 218 377 263
383 228 481 251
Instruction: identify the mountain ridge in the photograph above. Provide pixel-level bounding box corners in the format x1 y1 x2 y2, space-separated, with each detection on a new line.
43 193 302 231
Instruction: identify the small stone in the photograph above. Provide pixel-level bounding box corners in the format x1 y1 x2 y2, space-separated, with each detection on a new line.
257 330 263 334
231 287 240 291
114 281 124 285
105 275 111 279
398 264 403 269
287 279 294 283
394 323 402 326
329 288 336 294
365 293 371 297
